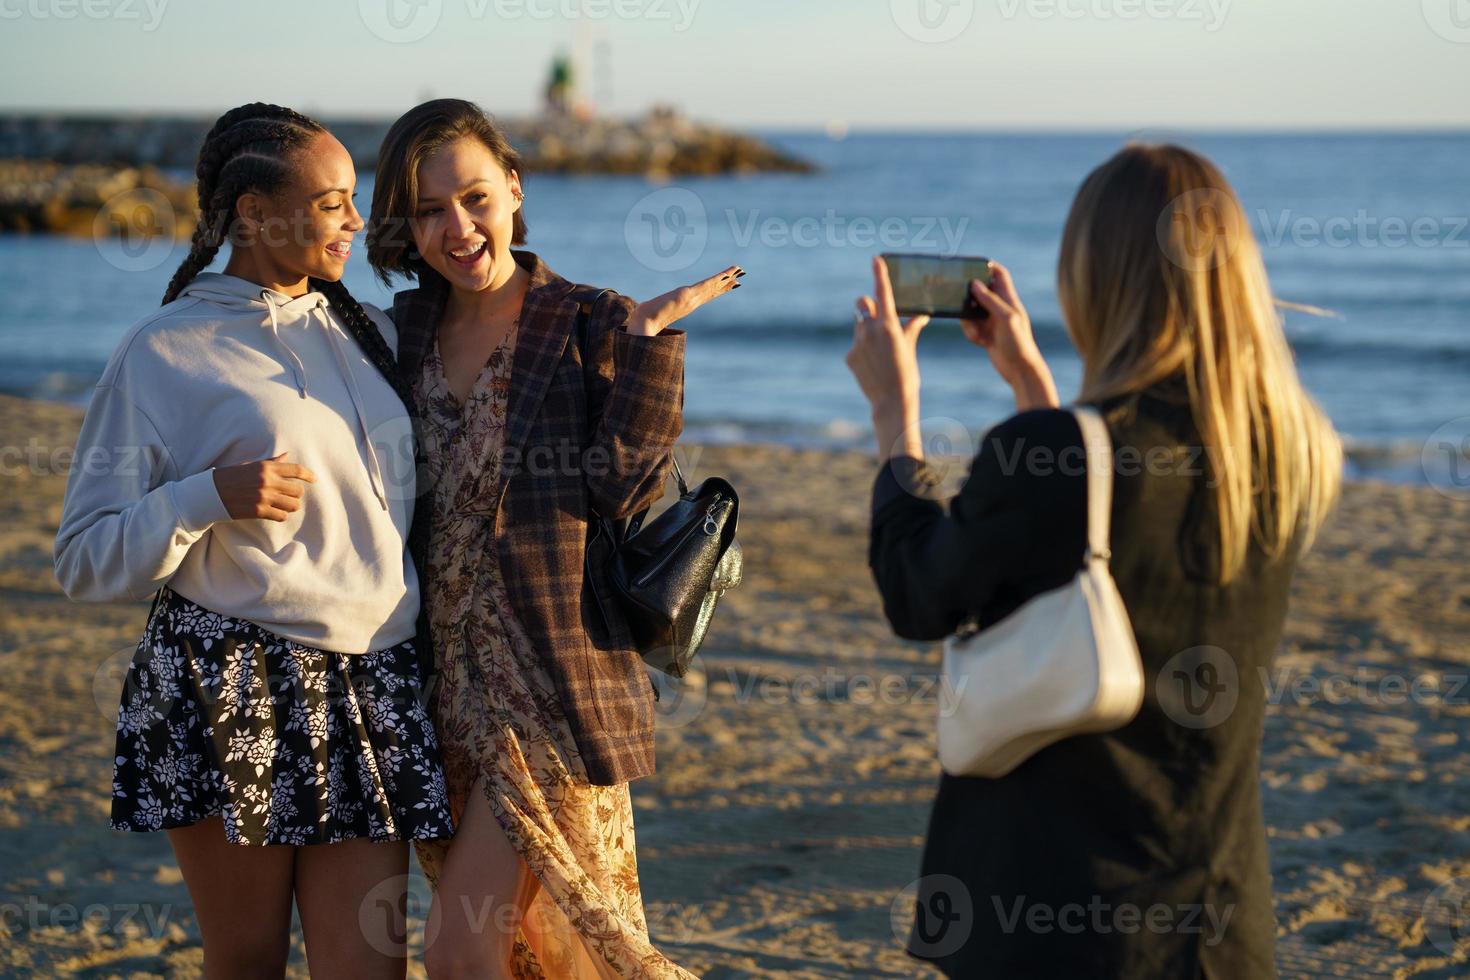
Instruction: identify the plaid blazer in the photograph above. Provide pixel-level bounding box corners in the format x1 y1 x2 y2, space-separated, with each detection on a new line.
392 251 684 785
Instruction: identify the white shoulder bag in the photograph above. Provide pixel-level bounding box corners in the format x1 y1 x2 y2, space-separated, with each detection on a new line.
936 406 1145 778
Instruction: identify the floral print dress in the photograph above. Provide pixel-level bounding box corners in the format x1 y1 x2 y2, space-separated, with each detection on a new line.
412 321 695 979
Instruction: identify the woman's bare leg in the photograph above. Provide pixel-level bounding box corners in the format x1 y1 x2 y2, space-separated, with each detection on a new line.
295 837 411 980
166 816 296 980
423 777 539 980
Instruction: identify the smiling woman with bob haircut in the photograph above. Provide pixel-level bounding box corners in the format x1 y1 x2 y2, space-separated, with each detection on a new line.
368 98 740 978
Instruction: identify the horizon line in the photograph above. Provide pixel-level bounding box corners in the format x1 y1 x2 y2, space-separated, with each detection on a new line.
2 106 1468 137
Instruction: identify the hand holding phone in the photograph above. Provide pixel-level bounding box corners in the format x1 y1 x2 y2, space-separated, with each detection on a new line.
955 260 1062 412
881 253 995 320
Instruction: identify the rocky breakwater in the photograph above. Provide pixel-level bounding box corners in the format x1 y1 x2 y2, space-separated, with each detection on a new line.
511 108 815 177
0 159 196 239
0 109 814 237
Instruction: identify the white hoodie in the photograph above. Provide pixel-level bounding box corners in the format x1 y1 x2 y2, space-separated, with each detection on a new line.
54 272 420 654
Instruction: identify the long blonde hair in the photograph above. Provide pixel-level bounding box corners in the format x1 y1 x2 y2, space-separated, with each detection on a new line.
1058 144 1341 583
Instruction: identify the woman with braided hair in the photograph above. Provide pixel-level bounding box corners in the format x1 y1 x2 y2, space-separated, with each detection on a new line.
54 103 453 979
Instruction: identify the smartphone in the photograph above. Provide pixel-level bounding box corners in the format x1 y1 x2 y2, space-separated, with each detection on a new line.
882 253 994 319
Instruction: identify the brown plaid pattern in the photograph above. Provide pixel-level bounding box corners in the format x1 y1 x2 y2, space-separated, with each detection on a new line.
393 251 684 785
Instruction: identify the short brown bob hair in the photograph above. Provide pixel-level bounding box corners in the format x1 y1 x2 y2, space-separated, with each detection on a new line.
367 98 528 285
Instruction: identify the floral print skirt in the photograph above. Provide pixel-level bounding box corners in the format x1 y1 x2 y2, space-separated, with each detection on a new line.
109 585 454 846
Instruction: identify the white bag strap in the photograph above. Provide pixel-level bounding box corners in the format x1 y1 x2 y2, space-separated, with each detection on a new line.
1072 406 1114 564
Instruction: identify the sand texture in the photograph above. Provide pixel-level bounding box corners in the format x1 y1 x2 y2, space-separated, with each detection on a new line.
2 394 1467 978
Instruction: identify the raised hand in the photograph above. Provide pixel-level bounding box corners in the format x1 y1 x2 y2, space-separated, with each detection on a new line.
845 256 937 462
212 451 317 522
846 255 931 416
625 265 744 336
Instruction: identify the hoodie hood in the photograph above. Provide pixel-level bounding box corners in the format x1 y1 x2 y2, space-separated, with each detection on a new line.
179 272 389 511
182 272 327 399
180 271 328 311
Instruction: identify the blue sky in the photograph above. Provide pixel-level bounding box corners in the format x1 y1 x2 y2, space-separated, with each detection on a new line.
1 0 1467 129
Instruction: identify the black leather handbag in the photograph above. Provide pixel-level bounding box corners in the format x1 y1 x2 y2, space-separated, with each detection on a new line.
574 297 744 678
585 455 742 677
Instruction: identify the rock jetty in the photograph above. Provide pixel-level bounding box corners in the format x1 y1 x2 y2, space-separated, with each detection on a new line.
0 109 814 237
0 159 196 238
0 109 816 177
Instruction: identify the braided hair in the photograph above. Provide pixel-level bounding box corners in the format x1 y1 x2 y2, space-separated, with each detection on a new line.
161 103 414 411
163 103 433 663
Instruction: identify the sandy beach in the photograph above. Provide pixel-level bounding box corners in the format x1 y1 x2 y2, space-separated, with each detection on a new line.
2 392 1468 978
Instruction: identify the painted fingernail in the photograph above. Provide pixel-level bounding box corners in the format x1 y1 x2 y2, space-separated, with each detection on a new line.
733 283 742 289
736 271 746 278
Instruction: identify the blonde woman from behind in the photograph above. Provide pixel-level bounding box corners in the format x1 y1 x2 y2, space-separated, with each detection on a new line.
848 143 1341 977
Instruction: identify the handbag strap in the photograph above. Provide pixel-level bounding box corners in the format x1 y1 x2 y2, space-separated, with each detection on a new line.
1071 406 1114 564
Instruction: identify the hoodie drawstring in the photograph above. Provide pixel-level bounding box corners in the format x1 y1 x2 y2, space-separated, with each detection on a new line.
318 299 390 512
256 287 389 512
263 289 309 398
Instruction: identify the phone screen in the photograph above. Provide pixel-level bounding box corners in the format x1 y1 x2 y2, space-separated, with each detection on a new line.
882 253 993 319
